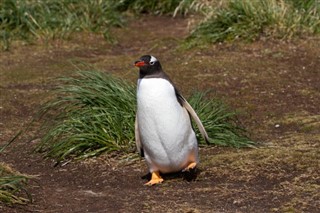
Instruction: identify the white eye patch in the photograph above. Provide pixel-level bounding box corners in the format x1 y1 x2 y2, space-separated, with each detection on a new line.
150 55 157 65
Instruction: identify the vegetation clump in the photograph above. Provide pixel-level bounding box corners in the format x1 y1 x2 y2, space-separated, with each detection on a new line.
186 0 320 44
0 0 186 50
0 163 31 205
0 0 125 50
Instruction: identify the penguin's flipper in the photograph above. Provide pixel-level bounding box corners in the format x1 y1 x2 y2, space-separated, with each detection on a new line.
177 94 210 144
135 115 144 157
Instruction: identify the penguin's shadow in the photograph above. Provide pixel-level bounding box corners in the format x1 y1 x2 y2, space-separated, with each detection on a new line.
141 168 201 183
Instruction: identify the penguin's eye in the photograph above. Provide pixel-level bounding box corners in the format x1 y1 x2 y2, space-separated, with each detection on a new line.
150 61 155 65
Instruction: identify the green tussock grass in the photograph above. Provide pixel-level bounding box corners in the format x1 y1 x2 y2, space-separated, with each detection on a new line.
36 71 137 161
0 0 188 50
117 0 183 15
36 70 254 162
0 0 125 50
0 134 32 205
186 0 320 45
0 163 31 205
188 92 254 148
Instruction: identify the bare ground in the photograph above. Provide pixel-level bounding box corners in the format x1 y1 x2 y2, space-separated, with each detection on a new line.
0 16 319 212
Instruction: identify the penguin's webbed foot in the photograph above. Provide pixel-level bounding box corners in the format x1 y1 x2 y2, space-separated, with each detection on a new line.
145 171 164 186
182 162 197 172
182 162 198 182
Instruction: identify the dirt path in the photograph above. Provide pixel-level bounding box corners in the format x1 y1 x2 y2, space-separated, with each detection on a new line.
1 16 319 212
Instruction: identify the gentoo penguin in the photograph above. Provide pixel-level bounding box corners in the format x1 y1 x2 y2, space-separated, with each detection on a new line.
134 55 209 185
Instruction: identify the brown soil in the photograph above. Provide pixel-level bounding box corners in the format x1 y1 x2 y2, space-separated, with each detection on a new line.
0 16 319 212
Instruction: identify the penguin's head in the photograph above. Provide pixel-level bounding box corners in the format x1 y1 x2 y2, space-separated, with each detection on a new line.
134 55 162 77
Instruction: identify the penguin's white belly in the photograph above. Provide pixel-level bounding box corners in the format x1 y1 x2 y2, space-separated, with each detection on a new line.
137 78 198 173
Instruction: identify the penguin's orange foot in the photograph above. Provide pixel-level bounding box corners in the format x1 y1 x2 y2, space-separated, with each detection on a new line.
182 162 197 172
145 171 164 186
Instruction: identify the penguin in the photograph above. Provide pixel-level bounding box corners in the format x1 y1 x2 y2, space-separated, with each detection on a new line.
134 55 209 185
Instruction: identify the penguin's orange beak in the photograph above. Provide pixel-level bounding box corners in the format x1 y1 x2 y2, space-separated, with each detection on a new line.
134 61 146 67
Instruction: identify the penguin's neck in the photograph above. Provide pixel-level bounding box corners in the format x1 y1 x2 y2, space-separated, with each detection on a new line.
139 69 162 79
139 68 173 81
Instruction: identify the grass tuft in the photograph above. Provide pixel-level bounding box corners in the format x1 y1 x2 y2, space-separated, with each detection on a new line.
36 71 136 161
188 91 254 147
117 0 182 15
0 163 31 205
0 0 125 50
186 0 320 45
36 70 254 162
0 133 32 206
